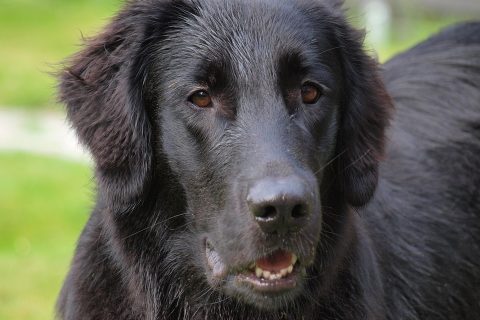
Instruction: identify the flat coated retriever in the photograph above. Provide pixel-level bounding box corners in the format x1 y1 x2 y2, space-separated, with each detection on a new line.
57 0 480 319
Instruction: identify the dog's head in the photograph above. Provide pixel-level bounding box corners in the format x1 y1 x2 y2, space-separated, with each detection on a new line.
60 0 391 311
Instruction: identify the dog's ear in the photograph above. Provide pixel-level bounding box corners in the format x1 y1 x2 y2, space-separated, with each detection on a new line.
59 1 185 211
330 17 393 207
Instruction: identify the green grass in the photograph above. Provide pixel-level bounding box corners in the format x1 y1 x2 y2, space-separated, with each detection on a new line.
0 153 93 320
0 0 121 110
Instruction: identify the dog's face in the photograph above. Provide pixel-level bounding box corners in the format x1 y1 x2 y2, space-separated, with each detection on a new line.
60 0 391 311
156 1 340 307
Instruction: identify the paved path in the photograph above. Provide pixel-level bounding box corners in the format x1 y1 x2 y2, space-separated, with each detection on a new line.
0 109 91 163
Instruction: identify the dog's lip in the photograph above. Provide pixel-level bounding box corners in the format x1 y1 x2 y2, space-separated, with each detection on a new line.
205 240 302 293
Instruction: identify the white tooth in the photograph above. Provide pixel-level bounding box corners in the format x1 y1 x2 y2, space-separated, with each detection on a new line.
292 254 298 265
255 267 263 278
270 274 278 280
263 270 271 279
280 268 288 277
287 265 294 274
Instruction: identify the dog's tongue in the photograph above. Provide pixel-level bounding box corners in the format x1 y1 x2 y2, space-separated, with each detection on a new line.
256 250 293 273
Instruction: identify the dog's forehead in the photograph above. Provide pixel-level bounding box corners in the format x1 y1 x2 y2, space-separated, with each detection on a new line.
192 0 312 46
159 0 326 83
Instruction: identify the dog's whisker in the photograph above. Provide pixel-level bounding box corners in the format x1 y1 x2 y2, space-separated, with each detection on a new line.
122 212 191 239
314 148 348 175
343 149 372 171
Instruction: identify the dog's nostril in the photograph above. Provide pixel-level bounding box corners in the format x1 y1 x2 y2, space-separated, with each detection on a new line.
291 204 307 219
259 205 277 219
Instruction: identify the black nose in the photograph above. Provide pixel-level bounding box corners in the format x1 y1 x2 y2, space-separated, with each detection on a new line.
247 176 312 235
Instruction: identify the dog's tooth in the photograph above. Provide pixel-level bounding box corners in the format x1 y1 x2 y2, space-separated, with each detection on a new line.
292 254 298 265
280 268 288 277
287 265 294 274
263 270 271 279
255 266 263 278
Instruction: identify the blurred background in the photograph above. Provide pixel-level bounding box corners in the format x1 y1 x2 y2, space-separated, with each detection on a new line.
0 0 478 318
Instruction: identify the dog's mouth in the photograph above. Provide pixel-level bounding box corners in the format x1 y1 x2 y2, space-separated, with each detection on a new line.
206 240 302 294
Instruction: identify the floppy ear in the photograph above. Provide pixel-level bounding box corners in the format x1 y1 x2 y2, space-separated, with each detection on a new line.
331 18 393 207
59 1 180 211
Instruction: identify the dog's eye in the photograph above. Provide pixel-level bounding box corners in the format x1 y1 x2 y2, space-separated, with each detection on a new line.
301 82 322 104
189 90 212 108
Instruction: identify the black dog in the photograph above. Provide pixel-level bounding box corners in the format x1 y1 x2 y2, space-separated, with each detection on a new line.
57 0 480 319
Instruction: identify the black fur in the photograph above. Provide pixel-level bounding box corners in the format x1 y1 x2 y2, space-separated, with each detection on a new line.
57 0 480 319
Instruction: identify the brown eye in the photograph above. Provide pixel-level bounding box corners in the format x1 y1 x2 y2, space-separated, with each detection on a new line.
189 90 212 108
301 82 322 104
